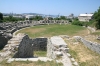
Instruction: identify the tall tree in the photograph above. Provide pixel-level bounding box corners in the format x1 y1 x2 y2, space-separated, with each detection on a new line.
93 7 100 29
60 16 67 20
0 12 3 22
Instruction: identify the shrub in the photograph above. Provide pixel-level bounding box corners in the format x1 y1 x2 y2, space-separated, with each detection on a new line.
72 21 83 26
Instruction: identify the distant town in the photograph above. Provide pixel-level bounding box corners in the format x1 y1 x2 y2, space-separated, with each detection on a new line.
2 12 93 22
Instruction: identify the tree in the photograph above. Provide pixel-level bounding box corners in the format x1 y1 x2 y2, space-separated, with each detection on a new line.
32 16 43 21
60 16 67 20
0 12 3 22
54 17 60 20
93 7 100 29
72 21 83 26
48 17 53 20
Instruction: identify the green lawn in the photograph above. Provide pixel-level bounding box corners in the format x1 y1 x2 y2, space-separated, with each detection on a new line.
34 51 46 57
16 24 87 38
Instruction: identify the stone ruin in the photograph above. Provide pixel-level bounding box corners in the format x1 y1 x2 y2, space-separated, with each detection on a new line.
32 38 47 51
0 33 34 62
0 20 69 50
74 36 100 54
13 33 33 58
0 33 79 66
47 36 68 59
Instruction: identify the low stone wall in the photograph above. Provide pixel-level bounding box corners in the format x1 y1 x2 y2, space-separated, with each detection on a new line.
74 36 100 54
87 26 95 33
47 36 79 66
13 33 33 58
32 38 47 51
47 36 68 59
0 33 34 62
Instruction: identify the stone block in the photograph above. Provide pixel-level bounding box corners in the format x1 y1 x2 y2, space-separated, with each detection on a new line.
15 58 28 61
7 58 15 63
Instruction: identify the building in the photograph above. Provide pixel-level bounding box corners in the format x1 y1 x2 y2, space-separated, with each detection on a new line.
67 13 74 19
78 14 93 22
25 15 35 19
3 16 9 18
13 15 23 18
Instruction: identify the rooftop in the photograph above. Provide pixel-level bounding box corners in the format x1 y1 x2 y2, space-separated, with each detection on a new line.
79 14 93 16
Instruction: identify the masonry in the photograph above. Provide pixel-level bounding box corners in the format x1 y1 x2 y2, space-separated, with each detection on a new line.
74 36 100 54
13 33 34 58
0 20 69 49
32 38 47 51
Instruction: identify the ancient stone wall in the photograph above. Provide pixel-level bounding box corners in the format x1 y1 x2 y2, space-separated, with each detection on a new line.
0 20 69 49
47 36 79 66
13 33 33 58
0 34 8 49
47 36 68 59
0 33 34 62
74 36 100 54
32 38 47 51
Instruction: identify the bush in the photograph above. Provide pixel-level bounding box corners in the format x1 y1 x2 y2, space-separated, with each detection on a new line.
72 21 83 26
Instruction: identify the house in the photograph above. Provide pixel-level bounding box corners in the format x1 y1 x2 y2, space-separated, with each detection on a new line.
13 15 23 18
25 15 35 19
67 13 74 19
78 14 93 22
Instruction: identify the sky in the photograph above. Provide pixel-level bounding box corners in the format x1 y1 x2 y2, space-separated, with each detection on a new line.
0 0 100 16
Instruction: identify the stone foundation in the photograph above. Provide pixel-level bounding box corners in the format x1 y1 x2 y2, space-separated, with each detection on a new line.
13 33 33 58
32 38 47 51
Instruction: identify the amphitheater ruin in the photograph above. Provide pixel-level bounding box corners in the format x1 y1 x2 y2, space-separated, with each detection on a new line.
0 20 99 66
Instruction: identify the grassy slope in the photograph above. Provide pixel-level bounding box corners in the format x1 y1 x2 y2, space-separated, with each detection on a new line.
65 39 100 66
16 24 87 38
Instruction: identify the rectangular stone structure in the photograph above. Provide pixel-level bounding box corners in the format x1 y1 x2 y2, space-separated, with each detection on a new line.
13 33 34 58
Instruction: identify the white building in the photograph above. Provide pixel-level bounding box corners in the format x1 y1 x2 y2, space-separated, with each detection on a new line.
78 14 93 22
3 16 9 18
3 15 23 18
25 15 35 19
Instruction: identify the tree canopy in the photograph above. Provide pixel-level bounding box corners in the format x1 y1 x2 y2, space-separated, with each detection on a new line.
0 12 3 22
93 7 100 29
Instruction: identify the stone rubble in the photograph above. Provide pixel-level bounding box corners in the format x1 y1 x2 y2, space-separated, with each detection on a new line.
47 36 79 66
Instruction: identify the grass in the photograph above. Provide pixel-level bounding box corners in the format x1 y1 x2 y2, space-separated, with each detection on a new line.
91 32 100 35
0 60 63 66
14 24 100 66
86 30 100 43
65 39 100 66
34 51 47 57
16 24 87 38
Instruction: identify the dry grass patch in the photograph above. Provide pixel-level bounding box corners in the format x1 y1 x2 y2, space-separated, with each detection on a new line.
72 29 89 37
84 35 100 43
16 28 46 34
0 60 63 66
65 38 100 66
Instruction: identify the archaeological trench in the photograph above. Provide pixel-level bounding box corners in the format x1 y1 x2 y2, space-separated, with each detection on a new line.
0 20 100 66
